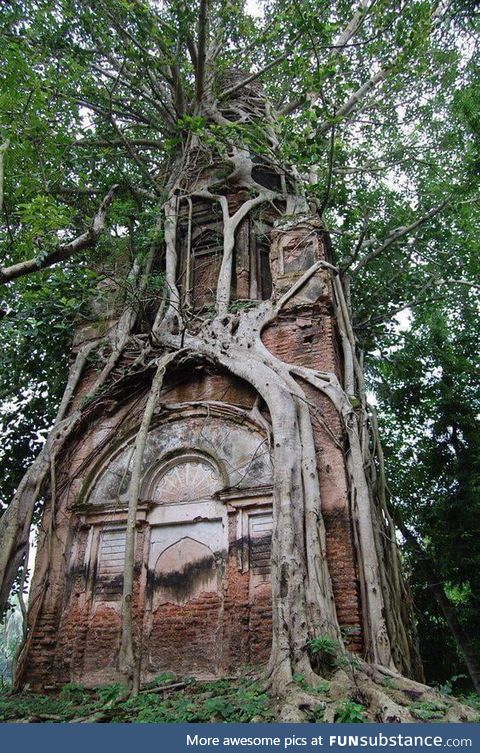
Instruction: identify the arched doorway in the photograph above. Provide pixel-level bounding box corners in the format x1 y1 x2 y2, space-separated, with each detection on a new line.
143 452 227 678
78 407 274 683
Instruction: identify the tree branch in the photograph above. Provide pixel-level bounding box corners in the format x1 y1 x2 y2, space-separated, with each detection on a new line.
98 0 174 87
186 35 198 69
108 117 161 192
275 259 338 313
196 0 208 105
349 198 450 273
0 185 118 284
279 0 374 116
316 67 387 137
74 97 157 128
218 33 302 101
0 139 10 215
318 119 336 216
91 62 174 122
72 138 164 149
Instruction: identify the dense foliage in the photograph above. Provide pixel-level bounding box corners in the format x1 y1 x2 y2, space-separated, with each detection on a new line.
374 302 480 688
0 0 479 689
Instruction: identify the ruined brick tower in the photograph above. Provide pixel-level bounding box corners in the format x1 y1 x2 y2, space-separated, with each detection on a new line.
17 78 366 691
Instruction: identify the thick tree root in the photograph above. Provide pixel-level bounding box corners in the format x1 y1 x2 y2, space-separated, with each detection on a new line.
271 663 477 723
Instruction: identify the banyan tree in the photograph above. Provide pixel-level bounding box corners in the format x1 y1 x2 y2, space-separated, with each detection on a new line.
1 0 478 721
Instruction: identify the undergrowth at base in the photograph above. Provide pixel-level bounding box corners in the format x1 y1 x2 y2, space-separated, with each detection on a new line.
0 676 274 723
0 676 478 723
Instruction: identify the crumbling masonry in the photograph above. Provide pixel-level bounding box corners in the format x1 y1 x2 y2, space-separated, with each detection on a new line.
18 210 364 689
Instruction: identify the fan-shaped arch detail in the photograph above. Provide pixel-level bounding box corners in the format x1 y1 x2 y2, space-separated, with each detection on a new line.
141 452 222 504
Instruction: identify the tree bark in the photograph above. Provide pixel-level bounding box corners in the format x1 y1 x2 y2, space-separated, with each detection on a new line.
118 352 179 692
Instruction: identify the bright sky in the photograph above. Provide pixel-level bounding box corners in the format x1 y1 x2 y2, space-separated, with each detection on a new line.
245 0 262 17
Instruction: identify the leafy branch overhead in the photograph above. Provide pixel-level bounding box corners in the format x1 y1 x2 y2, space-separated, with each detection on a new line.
0 185 118 284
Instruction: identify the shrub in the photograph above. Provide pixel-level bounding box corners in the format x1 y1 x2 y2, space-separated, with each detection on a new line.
335 700 367 723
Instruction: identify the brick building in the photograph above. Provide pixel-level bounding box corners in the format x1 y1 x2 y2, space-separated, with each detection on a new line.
17 79 365 691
